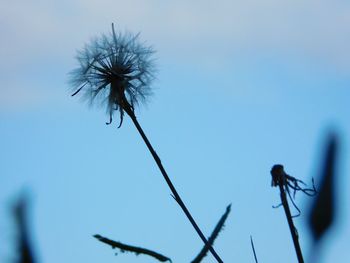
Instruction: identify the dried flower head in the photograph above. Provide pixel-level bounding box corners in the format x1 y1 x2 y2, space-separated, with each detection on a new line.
271 164 317 217
69 23 156 127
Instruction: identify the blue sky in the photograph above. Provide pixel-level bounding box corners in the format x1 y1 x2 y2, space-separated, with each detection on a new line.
1 1 350 262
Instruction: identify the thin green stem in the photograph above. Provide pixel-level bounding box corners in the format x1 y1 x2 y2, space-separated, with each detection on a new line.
127 111 223 263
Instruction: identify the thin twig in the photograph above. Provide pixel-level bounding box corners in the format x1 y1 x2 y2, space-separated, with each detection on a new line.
279 182 304 263
250 235 259 263
94 234 172 262
126 108 223 263
191 204 231 263
271 165 304 263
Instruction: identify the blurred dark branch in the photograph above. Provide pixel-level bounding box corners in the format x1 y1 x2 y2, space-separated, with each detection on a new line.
308 134 338 243
250 235 259 263
191 204 231 263
13 195 36 263
93 234 172 262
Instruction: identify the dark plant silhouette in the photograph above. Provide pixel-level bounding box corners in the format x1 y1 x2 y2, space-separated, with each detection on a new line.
13 195 36 263
250 235 259 263
191 204 231 263
94 234 172 262
308 134 339 261
271 166 317 218
270 164 317 263
69 23 223 262
93 204 230 262
69 23 155 128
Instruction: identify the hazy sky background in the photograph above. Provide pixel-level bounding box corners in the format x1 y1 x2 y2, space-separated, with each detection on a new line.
1 1 349 262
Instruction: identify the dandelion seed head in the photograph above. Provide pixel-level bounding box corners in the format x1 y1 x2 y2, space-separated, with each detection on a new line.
69 24 156 126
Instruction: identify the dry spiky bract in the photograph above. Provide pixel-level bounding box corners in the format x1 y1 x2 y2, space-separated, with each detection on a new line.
69 23 155 127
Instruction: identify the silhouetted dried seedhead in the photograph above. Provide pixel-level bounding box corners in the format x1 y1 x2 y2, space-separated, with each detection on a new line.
271 164 317 263
271 164 317 217
70 24 223 263
69 23 156 127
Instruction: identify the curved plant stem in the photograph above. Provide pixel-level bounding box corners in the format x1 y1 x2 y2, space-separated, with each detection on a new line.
127 110 223 263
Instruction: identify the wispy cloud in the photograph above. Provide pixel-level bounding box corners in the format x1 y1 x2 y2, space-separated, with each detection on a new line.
1 0 349 111
1 0 350 66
